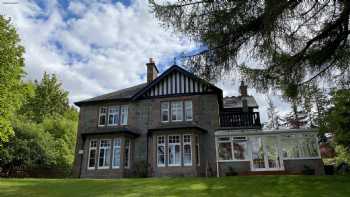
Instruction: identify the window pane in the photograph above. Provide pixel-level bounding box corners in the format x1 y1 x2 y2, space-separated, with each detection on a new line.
108 106 120 125
88 149 96 168
185 100 193 121
124 139 130 168
184 144 192 165
99 107 107 125
171 101 183 121
120 106 128 125
157 146 165 165
218 142 233 160
112 138 121 168
99 140 111 168
99 149 105 167
168 135 181 165
161 102 169 122
233 141 248 160
281 138 300 158
300 137 319 157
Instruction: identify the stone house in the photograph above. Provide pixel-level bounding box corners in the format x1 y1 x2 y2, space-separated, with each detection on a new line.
72 59 323 178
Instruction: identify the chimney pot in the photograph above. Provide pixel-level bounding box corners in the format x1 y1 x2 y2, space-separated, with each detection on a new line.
239 80 248 96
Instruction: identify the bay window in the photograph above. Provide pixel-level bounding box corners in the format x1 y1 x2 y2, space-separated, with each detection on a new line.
183 135 192 166
184 100 193 121
161 102 169 122
168 135 181 166
98 107 107 126
98 140 111 169
112 138 121 168
171 101 183 121
88 140 97 169
108 106 120 126
120 105 128 125
157 136 166 167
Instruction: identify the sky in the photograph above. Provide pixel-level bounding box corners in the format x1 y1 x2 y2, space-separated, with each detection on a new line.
0 0 291 122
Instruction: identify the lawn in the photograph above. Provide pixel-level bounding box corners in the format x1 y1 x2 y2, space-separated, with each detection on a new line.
0 176 349 197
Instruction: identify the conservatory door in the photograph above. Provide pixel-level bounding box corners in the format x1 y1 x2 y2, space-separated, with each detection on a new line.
251 136 283 171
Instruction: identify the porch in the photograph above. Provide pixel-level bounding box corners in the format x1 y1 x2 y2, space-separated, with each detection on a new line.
214 129 323 176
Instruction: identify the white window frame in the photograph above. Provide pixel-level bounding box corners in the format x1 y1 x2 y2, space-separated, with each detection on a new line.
120 105 128 125
281 133 320 160
112 138 121 169
171 101 183 122
108 106 120 126
157 136 166 167
124 138 131 168
161 102 170 123
183 134 192 166
87 139 98 170
217 137 234 162
98 139 111 169
168 135 181 166
98 107 107 127
184 100 193 121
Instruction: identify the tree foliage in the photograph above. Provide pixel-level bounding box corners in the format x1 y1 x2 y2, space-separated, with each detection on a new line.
0 15 25 142
322 89 350 149
150 0 350 97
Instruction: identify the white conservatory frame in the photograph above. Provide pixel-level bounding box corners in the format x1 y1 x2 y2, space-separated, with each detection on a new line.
215 129 321 177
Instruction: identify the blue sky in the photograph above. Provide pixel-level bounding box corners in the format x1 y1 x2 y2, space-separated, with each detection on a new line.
0 0 291 122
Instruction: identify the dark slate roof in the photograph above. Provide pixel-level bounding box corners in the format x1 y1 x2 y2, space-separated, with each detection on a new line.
75 83 147 106
223 96 258 108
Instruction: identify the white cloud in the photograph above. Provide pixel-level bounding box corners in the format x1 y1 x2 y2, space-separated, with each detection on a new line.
0 0 291 122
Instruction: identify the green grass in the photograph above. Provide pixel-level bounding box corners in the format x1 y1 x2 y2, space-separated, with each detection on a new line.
0 176 349 197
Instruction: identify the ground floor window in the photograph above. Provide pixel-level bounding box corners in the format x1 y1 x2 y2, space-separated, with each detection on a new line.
195 135 200 166
88 140 98 169
168 135 181 166
98 139 111 169
124 138 130 168
157 136 166 167
183 135 192 166
217 136 248 161
112 138 121 168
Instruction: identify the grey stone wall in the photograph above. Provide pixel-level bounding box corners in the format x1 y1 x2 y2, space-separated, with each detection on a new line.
72 93 220 178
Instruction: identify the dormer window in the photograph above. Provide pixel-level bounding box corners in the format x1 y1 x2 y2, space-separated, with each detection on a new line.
98 107 107 126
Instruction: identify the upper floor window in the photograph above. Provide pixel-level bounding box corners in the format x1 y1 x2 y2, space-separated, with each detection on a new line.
161 102 169 122
99 105 128 127
184 100 193 121
171 101 183 122
108 106 120 126
120 105 128 125
161 100 193 123
98 107 107 126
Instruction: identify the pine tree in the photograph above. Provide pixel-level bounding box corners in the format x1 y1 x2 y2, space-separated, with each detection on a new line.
150 0 350 98
265 96 283 130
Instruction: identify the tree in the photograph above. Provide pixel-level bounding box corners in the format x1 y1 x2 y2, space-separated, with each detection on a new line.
21 73 69 123
322 89 350 150
0 15 25 142
150 0 350 98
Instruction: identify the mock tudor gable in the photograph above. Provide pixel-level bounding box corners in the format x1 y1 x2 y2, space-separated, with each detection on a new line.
132 65 222 100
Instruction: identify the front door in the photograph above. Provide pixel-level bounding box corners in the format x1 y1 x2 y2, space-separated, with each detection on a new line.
250 136 283 171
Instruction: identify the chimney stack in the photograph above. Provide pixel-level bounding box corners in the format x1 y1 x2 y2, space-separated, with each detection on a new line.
239 80 248 96
146 58 159 83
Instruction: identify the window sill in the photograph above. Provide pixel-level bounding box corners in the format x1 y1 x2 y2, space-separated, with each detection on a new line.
97 167 110 170
87 167 96 170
